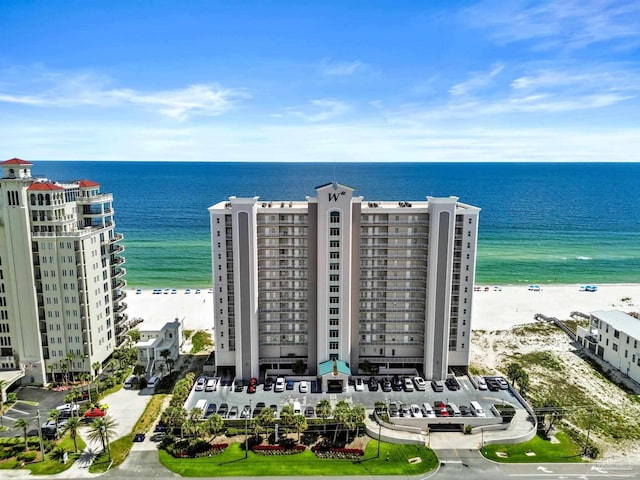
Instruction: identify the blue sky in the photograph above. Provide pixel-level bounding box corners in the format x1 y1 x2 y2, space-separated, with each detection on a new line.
1 0 640 162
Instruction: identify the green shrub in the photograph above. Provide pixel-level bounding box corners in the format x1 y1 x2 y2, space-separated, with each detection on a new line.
17 451 38 463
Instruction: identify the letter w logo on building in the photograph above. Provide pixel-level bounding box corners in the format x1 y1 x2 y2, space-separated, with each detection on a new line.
328 192 345 202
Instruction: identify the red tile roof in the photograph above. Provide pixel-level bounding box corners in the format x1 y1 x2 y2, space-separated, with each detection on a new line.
2 158 32 165
27 182 64 191
78 179 100 188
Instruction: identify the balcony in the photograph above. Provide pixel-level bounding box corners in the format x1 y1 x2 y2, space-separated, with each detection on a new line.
110 244 124 255
112 278 127 290
115 302 128 314
111 267 126 279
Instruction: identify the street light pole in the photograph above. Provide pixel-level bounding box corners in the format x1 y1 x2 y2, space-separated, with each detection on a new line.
245 400 251 459
377 421 381 458
36 410 45 462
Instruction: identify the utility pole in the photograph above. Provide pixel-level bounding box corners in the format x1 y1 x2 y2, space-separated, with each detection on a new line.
36 410 45 461
245 400 251 459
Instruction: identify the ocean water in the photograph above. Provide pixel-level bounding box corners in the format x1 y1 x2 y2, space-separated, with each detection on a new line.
31 161 640 287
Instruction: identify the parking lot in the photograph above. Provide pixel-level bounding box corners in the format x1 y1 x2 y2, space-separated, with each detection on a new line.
186 375 522 424
0 386 69 437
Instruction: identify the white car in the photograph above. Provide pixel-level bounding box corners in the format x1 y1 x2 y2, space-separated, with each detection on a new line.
413 376 427 391
410 404 423 418
274 377 285 392
299 381 309 393
194 377 206 391
354 378 365 392
475 376 487 390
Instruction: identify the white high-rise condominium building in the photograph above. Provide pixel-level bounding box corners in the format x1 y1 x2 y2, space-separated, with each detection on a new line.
0 158 127 385
209 182 480 382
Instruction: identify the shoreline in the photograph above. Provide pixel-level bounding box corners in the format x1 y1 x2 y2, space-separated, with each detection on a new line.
124 283 640 334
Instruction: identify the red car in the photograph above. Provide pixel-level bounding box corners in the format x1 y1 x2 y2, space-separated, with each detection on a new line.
84 407 106 418
433 401 449 417
247 384 256 393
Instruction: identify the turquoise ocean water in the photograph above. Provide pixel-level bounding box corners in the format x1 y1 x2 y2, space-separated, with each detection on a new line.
32 162 640 288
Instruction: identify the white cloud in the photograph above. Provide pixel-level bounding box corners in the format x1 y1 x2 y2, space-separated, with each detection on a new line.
320 59 367 76
289 99 350 122
449 64 504 96
463 0 640 51
0 67 248 120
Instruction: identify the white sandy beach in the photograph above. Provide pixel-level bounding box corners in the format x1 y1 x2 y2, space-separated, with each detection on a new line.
125 284 640 334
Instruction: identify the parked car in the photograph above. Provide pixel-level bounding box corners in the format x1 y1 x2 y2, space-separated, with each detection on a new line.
381 377 392 392
56 403 80 417
422 402 436 418
84 407 106 418
205 403 217 418
431 379 444 392
269 404 279 417
217 403 229 418
234 380 244 392
391 375 403 391
433 401 449 417
133 433 146 442
253 402 266 417
150 432 166 442
240 405 251 419
398 402 409 417
388 402 399 417
264 377 274 391
305 406 315 418
154 421 168 433
496 377 509 390
286 379 295 390
274 377 285 392
485 377 500 391
299 381 309 393
459 405 472 416
475 376 488 390
410 404 423 418
368 377 379 391
413 376 427 391
403 377 415 392
354 378 365 392
248 383 256 394
446 403 461 417
228 406 239 419
194 377 206 392
445 377 461 391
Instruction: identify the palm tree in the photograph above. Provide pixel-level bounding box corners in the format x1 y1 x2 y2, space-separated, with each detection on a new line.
293 414 307 443
204 414 224 441
49 446 67 462
0 379 7 426
63 417 82 453
47 364 56 384
160 348 171 365
332 400 351 443
60 363 68 386
280 404 295 432
506 362 523 386
189 406 204 422
48 409 61 435
316 399 332 436
87 416 118 454
65 351 75 384
14 418 31 451
92 361 101 378
351 404 366 438
166 358 175 373
158 363 166 377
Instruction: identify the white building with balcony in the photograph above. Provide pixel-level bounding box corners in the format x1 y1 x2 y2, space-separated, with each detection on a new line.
577 310 640 384
209 182 480 385
0 158 127 385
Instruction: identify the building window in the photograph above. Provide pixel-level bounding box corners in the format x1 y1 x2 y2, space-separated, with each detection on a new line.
329 286 339 292
329 308 339 315
329 330 339 338
329 342 339 350
329 319 339 326
329 297 339 304
329 263 339 270
330 211 340 223
330 240 340 248
612 343 618 351
330 274 339 282
330 252 340 259
330 228 340 236
614 330 620 338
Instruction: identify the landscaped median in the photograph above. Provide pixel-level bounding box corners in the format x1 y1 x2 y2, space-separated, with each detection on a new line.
159 441 438 477
482 432 584 463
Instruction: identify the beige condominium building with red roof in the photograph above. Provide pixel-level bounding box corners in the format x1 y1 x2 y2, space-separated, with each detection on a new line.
0 158 126 386
209 182 480 383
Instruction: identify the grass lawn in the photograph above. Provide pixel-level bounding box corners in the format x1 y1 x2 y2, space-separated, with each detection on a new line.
482 432 583 463
89 434 134 474
26 435 87 475
160 441 438 477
